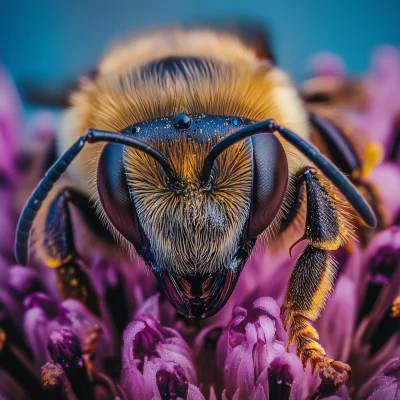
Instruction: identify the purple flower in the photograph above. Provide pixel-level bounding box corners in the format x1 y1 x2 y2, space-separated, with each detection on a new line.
24 292 59 318
193 325 223 397
121 304 201 400
307 227 400 398
357 357 400 400
23 293 114 371
348 228 400 390
156 361 189 399
47 329 94 399
216 297 305 400
369 163 400 225
8 265 45 300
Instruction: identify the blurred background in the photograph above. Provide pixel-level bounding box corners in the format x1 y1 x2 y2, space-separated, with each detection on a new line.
1 0 399 97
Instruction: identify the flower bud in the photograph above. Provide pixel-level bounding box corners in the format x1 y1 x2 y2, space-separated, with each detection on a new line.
217 297 304 400
156 361 188 400
47 329 94 400
8 266 45 300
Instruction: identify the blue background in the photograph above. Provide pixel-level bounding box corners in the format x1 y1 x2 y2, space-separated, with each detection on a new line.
0 0 399 86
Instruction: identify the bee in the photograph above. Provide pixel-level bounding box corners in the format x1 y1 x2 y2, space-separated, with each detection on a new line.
15 29 376 377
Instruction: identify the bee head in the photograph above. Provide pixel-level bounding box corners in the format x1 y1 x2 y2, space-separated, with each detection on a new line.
97 114 288 319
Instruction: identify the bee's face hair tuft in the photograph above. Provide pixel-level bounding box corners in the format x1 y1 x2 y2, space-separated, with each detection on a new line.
123 115 253 275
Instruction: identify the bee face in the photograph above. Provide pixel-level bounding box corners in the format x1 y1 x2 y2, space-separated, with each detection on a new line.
97 114 289 319
65 38 302 319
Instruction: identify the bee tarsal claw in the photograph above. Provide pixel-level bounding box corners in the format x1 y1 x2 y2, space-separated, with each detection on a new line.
318 358 351 388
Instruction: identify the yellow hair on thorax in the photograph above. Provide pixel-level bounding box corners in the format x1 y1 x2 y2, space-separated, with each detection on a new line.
60 29 309 181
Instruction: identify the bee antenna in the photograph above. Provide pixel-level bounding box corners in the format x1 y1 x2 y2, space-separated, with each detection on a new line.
200 119 276 184
200 119 376 227
15 129 178 266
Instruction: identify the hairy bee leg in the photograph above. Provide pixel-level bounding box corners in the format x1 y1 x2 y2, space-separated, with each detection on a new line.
42 187 103 316
282 247 338 369
281 167 352 382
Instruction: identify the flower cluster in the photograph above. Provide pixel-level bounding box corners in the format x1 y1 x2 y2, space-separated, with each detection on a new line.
0 47 400 400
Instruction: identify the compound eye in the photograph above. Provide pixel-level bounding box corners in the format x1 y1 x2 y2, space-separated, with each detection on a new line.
247 134 289 238
97 143 143 248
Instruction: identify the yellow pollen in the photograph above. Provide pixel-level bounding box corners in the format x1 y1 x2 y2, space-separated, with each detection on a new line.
362 142 384 178
391 296 400 318
45 254 74 269
0 329 6 351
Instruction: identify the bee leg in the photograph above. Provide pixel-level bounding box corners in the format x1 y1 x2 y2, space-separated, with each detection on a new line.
42 187 104 317
281 167 353 383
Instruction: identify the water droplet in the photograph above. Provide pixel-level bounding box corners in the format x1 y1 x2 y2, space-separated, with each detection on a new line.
230 117 242 127
173 114 192 130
